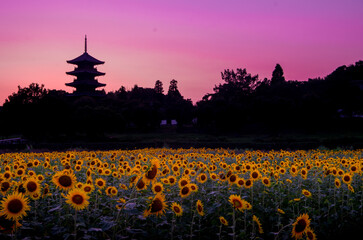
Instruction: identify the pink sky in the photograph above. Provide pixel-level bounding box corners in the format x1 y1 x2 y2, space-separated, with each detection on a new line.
1 0 362 105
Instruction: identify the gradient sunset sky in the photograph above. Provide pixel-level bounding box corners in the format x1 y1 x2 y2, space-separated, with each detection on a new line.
1 0 362 104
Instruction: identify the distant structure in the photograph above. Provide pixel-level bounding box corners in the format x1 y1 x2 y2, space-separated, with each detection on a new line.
65 35 106 96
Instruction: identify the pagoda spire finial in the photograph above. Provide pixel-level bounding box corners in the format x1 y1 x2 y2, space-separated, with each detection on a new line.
85 35 87 53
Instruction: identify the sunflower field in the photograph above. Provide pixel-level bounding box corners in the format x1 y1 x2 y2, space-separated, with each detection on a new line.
0 148 362 240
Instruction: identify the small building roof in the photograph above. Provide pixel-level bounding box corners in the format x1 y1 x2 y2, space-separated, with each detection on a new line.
65 80 106 88
67 52 105 65
66 68 105 76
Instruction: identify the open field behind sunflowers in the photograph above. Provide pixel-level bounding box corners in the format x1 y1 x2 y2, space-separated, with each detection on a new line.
0 148 362 240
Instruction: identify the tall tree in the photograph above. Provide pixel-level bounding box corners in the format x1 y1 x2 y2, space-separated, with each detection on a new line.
167 79 182 98
154 80 164 94
271 64 285 85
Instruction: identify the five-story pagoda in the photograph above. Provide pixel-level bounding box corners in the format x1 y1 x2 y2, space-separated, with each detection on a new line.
66 36 106 96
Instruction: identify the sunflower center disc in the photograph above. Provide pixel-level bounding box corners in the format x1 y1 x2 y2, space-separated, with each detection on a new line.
59 176 72 187
27 182 37 192
1 182 10 192
233 199 242 208
146 165 157 179
181 187 189 195
295 219 307 233
72 195 84 205
8 199 23 214
150 199 162 213
173 206 180 213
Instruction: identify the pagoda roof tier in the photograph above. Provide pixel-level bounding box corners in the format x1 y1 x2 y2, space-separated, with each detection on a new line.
66 80 106 88
66 68 105 76
67 52 105 65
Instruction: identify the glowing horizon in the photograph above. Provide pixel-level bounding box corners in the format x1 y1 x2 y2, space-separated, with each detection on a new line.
1 0 362 105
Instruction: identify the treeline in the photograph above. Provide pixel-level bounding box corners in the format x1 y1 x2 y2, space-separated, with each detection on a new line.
0 61 362 140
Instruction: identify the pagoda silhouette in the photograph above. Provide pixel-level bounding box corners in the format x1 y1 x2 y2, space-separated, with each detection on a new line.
66 36 106 96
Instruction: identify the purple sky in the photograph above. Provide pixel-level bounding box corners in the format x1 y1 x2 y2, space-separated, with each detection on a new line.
1 0 362 104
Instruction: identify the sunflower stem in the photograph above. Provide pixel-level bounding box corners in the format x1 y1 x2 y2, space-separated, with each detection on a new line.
74 210 77 240
190 210 195 240
218 224 222 240
273 223 292 240
171 214 175 240
232 208 236 240
244 209 247 235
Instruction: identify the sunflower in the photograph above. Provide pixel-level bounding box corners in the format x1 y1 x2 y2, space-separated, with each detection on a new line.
106 186 118 197
95 178 106 189
210 173 218 181
277 208 285 214
3 171 12 180
178 177 190 188
342 173 352 184
167 175 177 186
172 164 179 173
305 227 317 240
302 189 312 198
37 174 45 182
52 170 77 191
15 168 25 177
253 215 264 234
0 192 30 221
228 174 238 185
291 213 310 240
119 184 128 190
244 201 252 210
0 181 11 195
136 177 148 191
180 184 192 198
152 182 164 194
196 200 205 216
236 178 245 188
250 170 261 181
244 179 253 189
229 194 244 212
65 188 90 211
348 184 354 193
261 177 271 187
171 202 183 217
190 183 199 192
23 178 41 196
143 193 167 217
219 216 228 226
30 193 41 200
143 159 160 184
334 178 341 189
42 184 51 198
17 183 26 194
290 165 299 177
197 173 208 184
300 168 308 179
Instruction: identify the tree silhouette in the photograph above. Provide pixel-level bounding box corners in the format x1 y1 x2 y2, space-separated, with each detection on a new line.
214 68 259 95
167 79 182 98
5 83 48 105
154 80 164 94
271 64 285 85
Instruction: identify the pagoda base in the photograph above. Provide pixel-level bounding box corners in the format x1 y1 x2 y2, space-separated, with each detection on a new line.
67 90 106 97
